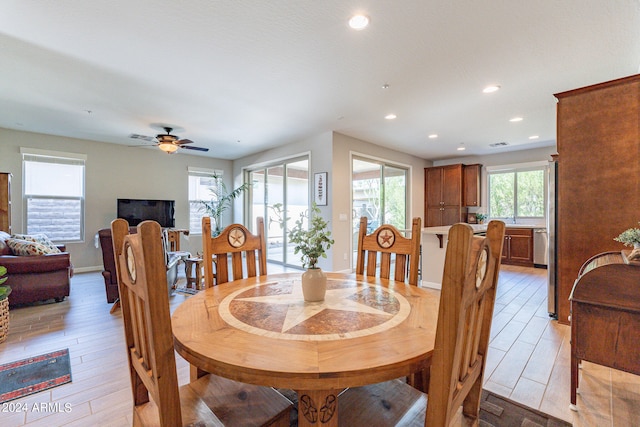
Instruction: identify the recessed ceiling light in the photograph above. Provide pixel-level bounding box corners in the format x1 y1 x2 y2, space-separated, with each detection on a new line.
428 134 438 139
529 135 539 140
509 116 523 122
483 85 501 93
457 144 466 151
385 113 397 120
349 15 370 30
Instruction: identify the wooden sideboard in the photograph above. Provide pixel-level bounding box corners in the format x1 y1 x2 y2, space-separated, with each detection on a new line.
569 250 640 408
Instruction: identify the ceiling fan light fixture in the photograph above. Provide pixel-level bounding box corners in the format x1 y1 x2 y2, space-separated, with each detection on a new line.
158 142 179 153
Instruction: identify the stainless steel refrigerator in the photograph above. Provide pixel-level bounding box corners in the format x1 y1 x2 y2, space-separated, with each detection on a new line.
547 158 558 318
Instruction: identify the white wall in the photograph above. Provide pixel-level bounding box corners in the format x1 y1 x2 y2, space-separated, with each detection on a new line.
0 128 232 271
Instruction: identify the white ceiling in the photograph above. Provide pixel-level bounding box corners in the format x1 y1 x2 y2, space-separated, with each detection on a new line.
1 1 639 160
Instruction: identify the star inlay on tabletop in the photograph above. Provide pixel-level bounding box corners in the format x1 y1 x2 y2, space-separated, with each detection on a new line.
219 278 411 341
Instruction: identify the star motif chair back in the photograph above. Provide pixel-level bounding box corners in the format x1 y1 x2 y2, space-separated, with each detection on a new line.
111 219 292 427
202 216 267 287
356 216 422 285
339 221 506 426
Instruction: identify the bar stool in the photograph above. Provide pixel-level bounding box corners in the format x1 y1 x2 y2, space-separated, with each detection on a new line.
184 257 203 290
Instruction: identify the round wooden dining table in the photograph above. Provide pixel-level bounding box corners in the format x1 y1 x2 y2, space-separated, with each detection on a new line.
171 272 440 427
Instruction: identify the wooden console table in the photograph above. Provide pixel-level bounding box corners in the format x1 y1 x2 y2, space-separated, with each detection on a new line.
569 250 640 409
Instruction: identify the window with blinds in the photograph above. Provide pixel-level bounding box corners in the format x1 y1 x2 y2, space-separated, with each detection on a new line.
188 167 222 234
22 148 86 242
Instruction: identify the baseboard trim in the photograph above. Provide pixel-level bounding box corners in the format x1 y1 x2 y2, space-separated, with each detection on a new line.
73 266 103 274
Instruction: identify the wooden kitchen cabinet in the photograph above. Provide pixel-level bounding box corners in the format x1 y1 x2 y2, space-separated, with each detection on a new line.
0 172 11 233
424 164 467 227
501 228 533 266
463 163 481 207
424 163 482 226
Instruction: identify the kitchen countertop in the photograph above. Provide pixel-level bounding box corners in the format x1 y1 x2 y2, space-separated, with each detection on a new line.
422 223 545 235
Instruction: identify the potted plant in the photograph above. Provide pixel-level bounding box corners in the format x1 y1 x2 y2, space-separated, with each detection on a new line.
475 212 488 224
199 174 251 236
288 203 334 302
614 222 640 247
0 265 10 343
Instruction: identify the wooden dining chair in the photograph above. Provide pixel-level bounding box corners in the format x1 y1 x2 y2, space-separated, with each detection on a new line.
339 221 506 426
202 216 267 288
111 219 292 427
356 216 422 285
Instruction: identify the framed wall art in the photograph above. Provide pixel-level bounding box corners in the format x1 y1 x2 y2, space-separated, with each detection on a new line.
314 172 328 206
467 213 477 224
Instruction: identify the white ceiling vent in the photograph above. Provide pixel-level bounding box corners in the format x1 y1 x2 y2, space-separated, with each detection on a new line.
129 133 154 141
489 142 509 147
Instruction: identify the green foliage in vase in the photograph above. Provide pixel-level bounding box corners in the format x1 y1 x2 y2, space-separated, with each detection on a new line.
288 203 334 269
614 222 640 247
475 213 487 223
0 265 10 301
199 174 251 236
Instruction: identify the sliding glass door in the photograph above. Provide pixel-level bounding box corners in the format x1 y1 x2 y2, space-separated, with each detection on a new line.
248 157 309 268
352 156 408 266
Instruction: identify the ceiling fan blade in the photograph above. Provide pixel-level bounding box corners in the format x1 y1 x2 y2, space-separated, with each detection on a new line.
182 145 209 152
176 138 194 145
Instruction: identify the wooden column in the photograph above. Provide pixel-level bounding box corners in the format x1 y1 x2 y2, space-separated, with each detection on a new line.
0 173 11 234
554 74 640 324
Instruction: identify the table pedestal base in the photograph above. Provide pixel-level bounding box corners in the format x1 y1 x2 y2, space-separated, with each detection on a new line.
297 389 339 427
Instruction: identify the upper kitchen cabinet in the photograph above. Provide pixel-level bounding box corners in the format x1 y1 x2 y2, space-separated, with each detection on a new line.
424 163 483 227
463 163 481 207
555 74 640 325
424 164 466 226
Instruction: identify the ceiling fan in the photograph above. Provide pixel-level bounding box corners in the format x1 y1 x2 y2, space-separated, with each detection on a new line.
131 127 209 154
154 127 209 154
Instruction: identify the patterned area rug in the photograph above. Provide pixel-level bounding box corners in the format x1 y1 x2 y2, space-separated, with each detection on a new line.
0 349 72 403
277 388 572 426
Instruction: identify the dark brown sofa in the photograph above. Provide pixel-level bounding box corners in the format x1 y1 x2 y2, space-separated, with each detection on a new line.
98 227 182 303
0 231 73 306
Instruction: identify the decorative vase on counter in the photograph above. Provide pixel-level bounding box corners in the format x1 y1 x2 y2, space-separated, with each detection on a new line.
301 268 327 302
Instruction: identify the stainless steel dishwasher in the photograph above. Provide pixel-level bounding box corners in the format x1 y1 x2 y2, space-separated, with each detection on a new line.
533 228 548 267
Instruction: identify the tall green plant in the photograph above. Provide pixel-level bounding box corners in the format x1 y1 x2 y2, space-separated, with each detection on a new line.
199 174 251 236
288 203 334 269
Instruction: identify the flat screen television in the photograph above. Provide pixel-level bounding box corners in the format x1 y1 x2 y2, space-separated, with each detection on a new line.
117 199 175 228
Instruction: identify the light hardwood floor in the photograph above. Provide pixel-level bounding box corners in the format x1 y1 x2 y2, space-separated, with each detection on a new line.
1 265 639 426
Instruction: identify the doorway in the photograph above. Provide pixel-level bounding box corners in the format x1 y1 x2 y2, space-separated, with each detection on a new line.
248 157 309 268
351 156 409 266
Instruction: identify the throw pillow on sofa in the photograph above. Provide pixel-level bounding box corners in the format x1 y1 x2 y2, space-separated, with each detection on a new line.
11 233 61 254
6 238 58 256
